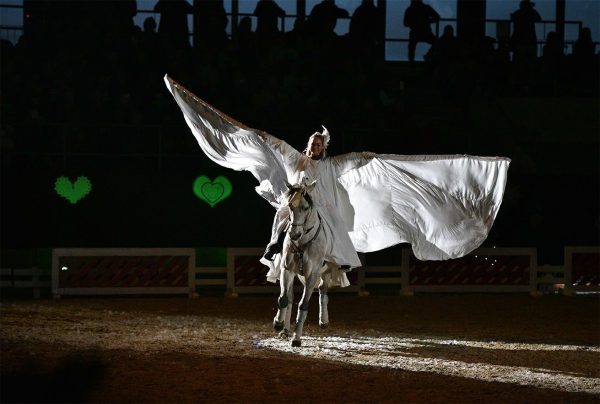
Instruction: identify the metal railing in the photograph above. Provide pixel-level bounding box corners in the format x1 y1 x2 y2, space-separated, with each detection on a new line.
1 4 595 58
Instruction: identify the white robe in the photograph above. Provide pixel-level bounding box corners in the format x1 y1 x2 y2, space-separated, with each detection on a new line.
262 133 368 268
164 75 511 281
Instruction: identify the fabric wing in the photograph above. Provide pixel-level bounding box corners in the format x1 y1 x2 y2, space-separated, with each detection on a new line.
164 75 288 206
338 154 510 260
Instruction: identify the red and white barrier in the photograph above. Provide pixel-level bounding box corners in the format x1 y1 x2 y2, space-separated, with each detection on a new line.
564 246 600 295
52 248 195 297
402 247 537 294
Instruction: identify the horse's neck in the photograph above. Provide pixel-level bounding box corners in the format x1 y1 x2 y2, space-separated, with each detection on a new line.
297 207 320 245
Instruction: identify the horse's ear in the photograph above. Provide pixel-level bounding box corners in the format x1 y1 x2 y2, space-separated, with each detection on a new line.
306 180 317 193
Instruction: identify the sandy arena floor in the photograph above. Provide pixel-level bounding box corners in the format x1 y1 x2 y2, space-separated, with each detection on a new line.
1 293 599 403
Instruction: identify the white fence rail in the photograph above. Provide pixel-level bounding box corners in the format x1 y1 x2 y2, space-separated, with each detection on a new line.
0 267 50 298
2 246 597 298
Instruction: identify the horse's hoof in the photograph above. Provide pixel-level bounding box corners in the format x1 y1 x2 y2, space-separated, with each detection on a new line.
319 322 329 329
278 329 290 339
273 320 284 332
291 339 302 348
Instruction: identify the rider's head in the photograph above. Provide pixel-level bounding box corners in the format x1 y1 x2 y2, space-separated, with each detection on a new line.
305 126 330 160
308 134 325 160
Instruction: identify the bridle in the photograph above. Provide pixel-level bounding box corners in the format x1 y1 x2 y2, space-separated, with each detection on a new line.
286 189 322 274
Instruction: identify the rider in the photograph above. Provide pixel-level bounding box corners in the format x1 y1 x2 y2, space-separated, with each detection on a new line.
261 128 376 271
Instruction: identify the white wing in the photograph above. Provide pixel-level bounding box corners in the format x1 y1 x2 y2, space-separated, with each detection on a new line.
164 74 289 206
338 154 511 260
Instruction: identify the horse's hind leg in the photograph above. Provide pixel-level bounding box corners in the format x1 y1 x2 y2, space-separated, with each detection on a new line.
318 272 331 329
273 269 294 334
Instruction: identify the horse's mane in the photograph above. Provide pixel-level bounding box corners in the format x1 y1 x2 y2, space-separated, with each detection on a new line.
285 184 313 206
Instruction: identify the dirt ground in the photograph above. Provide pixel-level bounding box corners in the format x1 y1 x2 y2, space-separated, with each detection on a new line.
1 293 599 403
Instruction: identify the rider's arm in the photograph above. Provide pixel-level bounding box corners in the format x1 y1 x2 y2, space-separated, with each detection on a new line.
259 132 304 166
331 152 377 176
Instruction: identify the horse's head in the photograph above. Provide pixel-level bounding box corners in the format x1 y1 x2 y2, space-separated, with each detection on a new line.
285 180 317 241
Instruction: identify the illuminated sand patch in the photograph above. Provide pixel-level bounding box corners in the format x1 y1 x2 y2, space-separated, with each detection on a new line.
257 336 600 395
2 304 599 396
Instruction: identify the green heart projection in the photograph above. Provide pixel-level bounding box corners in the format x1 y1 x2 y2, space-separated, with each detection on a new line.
54 176 92 204
193 175 232 207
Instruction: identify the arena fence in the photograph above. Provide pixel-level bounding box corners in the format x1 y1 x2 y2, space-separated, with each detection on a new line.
2 247 598 298
563 246 600 295
402 247 537 295
0 267 50 298
51 248 195 298
221 247 538 296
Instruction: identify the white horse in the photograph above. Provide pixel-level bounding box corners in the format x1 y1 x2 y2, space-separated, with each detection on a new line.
272 181 335 347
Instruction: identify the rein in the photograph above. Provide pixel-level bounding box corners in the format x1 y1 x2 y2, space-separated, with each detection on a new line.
287 191 321 275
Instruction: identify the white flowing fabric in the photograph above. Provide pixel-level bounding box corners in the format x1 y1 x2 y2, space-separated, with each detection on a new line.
164 74 510 268
338 155 509 260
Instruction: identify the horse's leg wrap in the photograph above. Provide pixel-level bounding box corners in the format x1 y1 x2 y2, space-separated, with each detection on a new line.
299 300 310 311
296 308 308 325
278 295 288 309
274 294 288 332
319 293 329 328
293 309 309 345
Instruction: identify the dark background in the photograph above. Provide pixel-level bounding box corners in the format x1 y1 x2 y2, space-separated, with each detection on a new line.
1 0 598 265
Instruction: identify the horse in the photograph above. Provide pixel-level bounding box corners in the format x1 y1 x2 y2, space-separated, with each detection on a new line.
272 181 336 347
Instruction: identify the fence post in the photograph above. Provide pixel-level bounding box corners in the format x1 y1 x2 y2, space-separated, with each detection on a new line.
400 248 413 296
31 267 40 299
188 252 198 299
225 249 238 298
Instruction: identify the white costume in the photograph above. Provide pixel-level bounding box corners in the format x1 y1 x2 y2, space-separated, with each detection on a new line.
164 75 511 285
262 132 370 269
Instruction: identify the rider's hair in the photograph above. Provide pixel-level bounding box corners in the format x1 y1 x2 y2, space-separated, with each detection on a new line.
303 133 327 157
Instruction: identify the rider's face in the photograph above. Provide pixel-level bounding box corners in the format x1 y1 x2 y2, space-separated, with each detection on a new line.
310 137 324 158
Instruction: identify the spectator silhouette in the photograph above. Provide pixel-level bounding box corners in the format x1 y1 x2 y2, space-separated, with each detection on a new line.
426 25 461 98
138 16 160 67
254 0 286 42
510 0 541 64
539 31 564 95
141 16 159 48
194 0 229 57
349 0 382 60
426 24 458 64
144 16 157 35
154 0 193 50
570 27 597 95
572 27 596 66
487 36 512 96
403 0 440 62
105 0 137 38
541 31 563 64
306 0 349 37
234 16 257 65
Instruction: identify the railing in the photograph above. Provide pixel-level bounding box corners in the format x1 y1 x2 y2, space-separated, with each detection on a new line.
3 246 596 298
0 267 50 299
2 2 594 59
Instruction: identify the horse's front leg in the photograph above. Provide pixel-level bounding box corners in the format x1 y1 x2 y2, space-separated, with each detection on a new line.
292 265 320 347
319 270 331 329
273 267 294 337
283 280 294 337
